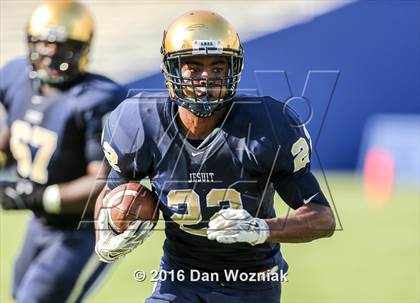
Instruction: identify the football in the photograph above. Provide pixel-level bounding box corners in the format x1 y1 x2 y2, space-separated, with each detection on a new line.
105 183 159 234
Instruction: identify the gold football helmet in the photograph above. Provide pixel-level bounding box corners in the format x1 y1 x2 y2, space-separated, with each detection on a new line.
26 1 94 84
161 11 243 117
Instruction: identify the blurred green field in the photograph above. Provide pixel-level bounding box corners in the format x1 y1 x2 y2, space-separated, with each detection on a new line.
1 173 419 303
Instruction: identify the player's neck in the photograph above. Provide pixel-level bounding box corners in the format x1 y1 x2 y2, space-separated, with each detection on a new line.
40 83 61 96
177 106 227 140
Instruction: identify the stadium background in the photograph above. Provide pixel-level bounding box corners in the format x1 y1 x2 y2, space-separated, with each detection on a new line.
0 0 419 302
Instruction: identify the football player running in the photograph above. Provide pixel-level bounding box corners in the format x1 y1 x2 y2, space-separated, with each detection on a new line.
0 1 124 302
95 11 335 303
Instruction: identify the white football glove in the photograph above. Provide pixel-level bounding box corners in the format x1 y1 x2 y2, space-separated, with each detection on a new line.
95 206 154 263
207 209 270 246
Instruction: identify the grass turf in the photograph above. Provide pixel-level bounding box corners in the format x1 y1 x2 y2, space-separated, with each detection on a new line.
0 173 418 302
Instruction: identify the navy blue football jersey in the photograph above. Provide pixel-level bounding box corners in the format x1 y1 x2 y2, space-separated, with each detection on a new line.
0 58 125 227
102 91 329 272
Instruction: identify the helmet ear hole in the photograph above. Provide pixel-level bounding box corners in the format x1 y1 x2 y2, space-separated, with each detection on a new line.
165 81 176 98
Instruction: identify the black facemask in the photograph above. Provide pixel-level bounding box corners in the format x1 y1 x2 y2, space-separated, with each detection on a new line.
27 37 88 86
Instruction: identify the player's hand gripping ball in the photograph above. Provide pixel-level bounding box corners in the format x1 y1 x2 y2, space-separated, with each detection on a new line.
95 183 159 263
106 183 159 234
